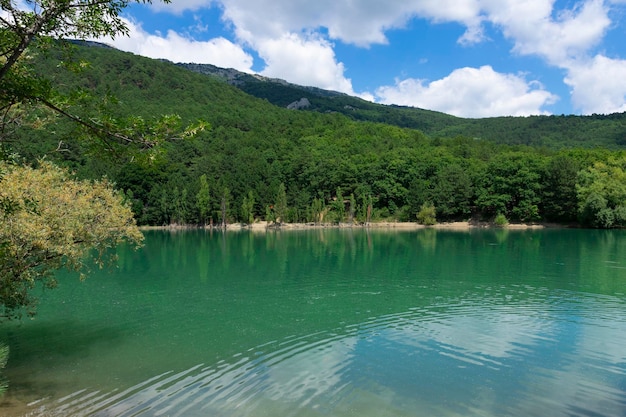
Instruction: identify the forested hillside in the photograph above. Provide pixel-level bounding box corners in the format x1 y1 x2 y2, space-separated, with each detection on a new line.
178 62 626 149
8 43 626 228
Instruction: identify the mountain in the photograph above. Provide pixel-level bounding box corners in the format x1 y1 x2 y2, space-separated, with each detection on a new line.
176 62 626 149
175 61 471 138
9 41 626 227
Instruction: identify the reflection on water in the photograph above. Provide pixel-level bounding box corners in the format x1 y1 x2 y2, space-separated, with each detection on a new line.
1 229 626 417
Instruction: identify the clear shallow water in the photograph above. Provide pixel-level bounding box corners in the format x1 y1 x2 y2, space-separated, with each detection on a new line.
1 228 626 416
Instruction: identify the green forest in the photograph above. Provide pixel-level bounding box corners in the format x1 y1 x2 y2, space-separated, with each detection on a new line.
8 42 626 229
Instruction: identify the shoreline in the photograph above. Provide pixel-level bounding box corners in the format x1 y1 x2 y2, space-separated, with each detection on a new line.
140 220 567 232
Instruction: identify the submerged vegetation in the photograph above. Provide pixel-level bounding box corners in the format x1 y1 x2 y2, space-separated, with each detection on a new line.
0 344 6 396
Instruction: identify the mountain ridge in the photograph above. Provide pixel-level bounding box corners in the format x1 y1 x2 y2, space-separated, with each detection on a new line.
67 39 626 149
11 41 626 227
173 61 626 148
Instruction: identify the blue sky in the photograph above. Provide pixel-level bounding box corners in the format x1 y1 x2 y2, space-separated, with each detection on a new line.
96 0 626 118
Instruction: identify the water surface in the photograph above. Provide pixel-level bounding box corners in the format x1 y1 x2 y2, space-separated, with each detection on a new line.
1 228 626 416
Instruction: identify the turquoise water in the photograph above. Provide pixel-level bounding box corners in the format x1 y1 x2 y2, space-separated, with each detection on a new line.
1 228 626 416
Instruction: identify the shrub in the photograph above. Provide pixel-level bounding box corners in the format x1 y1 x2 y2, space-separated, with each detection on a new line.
494 213 509 227
416 202 437 226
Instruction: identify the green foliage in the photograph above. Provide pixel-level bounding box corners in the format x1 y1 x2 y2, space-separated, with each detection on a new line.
219 185 231 227
348 193 356 223
577 157 626 228
7 43 626 229
310 197 324 224
494 213 509 227
333 187 345 224
241 190 255 225
0 0 212 162
429 163 474 220
274 183 288 224
476 152 544 222
0 160 143 319
181 63 626 150
196 174 210 225
540 153 581 222
416 202 437 226
265 205 275 223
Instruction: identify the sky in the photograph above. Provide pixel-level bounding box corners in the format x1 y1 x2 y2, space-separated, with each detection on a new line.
94 0 626 118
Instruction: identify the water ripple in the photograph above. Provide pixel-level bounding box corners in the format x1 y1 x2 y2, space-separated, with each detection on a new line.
15 289 626 417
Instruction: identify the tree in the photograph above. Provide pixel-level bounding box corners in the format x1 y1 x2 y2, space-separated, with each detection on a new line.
577 157 626 228
219 185 231 227
416 202 437 226
476 152 544 222
358 192 373 224
180 188 190 224
196 174 210 226
430 163 473 220
1 0 206 160
0 160 143 320
348 193 356 223
171 186 182 224
333 186 345 223
310 197 324 224
274 182 287 224
241 190 255 225
541 154 580 222
265 204 275 224
159 186 170 225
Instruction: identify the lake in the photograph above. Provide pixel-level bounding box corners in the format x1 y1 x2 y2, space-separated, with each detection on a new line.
1 228 626 416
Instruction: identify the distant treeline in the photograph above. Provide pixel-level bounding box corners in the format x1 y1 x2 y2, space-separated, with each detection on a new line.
9 43 626 228
112 138 626 228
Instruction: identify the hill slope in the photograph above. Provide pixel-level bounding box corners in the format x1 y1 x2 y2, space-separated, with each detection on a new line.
8 42 626 228
177 62 626 149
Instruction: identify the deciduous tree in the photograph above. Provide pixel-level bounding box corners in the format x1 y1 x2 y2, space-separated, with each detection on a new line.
196 174 210 225
577 157 626 228
241 190 255 225
0 160 143 320
1 0 206 160
274 183 287 224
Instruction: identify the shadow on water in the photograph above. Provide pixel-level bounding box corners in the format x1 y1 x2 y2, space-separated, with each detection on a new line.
0 319 125 412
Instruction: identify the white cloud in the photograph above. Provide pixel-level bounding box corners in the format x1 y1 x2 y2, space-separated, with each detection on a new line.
564 55 626 114
214 0 489 47
375 66 557 118
99 19 254 72
168 0 611 56
114 0 626 115
150 0 214 14
255 33 355 94
483 0 611 65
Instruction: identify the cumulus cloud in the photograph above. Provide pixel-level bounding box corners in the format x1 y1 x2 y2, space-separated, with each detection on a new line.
254 33 356 94
375 66 558 118
150 0 214 14
178 0 611 56
100 19 254 71
483 0 611 65
214 0 488 47
111 0 626 115
214 0 623 115
564 55 626 114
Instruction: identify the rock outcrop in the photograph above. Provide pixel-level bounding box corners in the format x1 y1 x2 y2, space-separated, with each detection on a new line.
287 97 311 110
